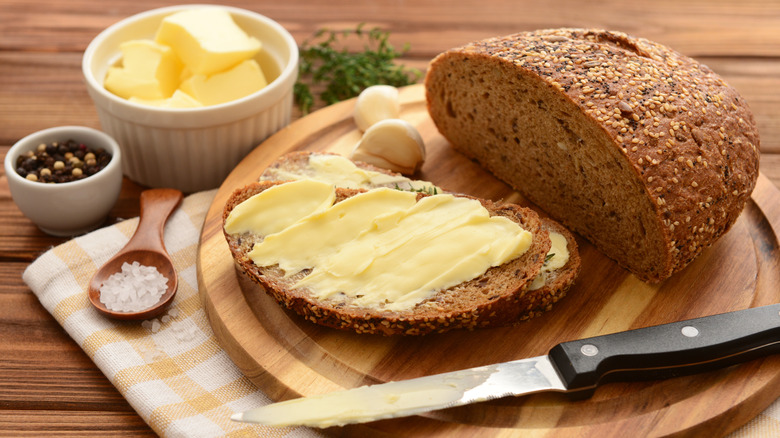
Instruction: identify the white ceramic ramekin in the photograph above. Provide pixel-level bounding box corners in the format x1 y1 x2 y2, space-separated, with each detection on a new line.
82 5 298 193
4 126 123 236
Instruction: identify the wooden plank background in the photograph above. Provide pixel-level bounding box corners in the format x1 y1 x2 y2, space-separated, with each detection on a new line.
1 0 779 435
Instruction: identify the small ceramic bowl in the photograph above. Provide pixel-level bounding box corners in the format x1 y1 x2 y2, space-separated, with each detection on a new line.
82 5 299 193
4 126 123 236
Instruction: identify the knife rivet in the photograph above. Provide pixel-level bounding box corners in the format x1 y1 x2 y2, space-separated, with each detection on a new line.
681 326 699 337
581 344 599 357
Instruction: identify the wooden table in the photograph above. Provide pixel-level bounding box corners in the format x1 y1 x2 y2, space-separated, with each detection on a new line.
1 0 779 435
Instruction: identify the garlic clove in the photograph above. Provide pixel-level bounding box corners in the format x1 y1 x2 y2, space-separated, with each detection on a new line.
353 85 400 132
350 119 425 175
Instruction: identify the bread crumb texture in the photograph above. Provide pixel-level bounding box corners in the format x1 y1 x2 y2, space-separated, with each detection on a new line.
425 28 760 282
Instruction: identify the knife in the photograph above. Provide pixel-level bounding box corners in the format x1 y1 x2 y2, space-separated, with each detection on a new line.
232 303 780 428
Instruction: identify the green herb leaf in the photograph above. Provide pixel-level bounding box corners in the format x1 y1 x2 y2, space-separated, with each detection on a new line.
294 24 422 115
393 183 439 196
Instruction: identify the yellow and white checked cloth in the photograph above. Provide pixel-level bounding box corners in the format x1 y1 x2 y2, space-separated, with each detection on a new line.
23 190 320 438
22 189 780 437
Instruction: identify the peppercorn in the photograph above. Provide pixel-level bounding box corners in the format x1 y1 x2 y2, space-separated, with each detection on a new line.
15 139 112 184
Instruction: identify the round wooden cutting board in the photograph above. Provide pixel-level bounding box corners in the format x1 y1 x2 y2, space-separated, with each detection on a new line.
197 84 780 437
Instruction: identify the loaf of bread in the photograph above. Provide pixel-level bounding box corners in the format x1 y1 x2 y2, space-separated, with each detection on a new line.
425 28 760 282
222 152 580 335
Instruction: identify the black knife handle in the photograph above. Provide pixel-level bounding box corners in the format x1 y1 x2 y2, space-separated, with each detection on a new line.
548 304 780 391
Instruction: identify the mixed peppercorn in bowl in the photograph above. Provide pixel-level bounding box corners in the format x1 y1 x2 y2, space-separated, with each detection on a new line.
4 126 123 236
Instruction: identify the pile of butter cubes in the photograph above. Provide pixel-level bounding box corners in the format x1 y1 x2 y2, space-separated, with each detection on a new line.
104 8 268 108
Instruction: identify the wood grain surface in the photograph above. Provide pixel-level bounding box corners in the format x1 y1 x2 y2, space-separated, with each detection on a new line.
2 0 780 435
198 85 780 437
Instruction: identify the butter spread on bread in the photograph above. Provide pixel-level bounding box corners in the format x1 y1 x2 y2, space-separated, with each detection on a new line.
223 181 551 335
262 151 578 311
224 179 335 236
223 152 580 334
425 28 760 283
528 231 570 291
226 179 533 311
262 152 437 193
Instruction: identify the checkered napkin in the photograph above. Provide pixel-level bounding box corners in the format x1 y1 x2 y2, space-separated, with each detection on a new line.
21 189 780 437
22 189 322 438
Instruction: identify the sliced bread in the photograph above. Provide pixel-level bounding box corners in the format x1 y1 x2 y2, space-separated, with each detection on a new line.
425 28 760 282
529 218 581 320
260 151 579 300
223 180 552 335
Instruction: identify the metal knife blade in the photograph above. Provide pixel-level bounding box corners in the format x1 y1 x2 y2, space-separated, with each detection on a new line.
232 355 564 428
232 303 780 428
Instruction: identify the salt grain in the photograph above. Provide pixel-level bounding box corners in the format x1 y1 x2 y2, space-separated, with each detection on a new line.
99 261 168 312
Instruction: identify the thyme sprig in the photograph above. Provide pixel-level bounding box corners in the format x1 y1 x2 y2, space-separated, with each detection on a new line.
393 183 439 196
294 24 422 114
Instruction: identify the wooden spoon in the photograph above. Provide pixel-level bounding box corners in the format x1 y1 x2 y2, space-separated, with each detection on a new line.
88 188 183 320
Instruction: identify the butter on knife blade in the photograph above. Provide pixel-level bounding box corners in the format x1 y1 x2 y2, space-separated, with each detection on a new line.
232 304 780 428
231 358 563 428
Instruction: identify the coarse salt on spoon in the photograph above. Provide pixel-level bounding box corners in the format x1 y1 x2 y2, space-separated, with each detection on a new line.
88 188 183 320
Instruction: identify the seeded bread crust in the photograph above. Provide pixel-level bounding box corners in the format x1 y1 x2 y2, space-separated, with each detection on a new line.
223 180 552 335
425 28 760 282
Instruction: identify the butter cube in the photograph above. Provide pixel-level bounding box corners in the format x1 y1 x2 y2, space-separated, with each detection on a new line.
129 90 203 108
104 40 182 100
179 59 268 106
155 8 262 76
179 67 193 83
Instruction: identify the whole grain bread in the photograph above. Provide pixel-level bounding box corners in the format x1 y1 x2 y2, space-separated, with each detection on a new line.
261 151 579 300
223 180 552 335
425 28 760 282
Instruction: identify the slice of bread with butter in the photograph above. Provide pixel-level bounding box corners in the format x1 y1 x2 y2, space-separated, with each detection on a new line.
261 151 579 319
222 152 580 335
